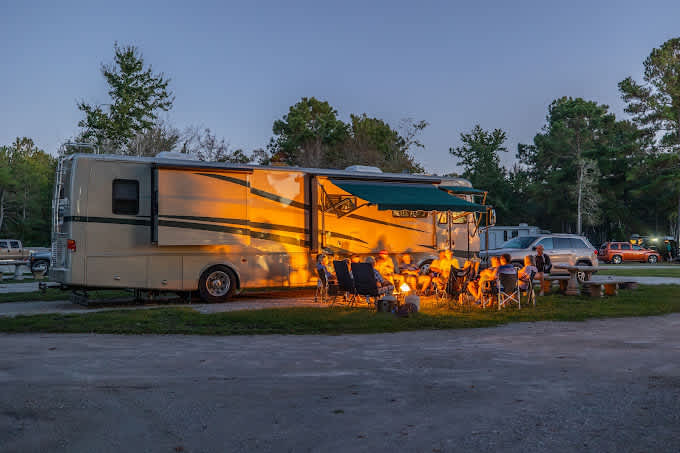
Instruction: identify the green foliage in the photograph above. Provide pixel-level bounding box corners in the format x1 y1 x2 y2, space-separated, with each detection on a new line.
619 37 680 241
523 97 615 233
269 97 348 166
269 97 427 172
0 138 56 245
77 43 174 153
449 125 512 219
618 37 680 149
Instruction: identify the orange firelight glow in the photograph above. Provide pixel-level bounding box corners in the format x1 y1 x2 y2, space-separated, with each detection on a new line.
400 282 411 292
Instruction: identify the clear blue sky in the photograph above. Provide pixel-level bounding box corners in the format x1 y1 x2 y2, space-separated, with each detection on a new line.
1 0 679 174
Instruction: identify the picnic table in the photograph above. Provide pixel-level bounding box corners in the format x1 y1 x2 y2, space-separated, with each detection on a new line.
552 264 599 296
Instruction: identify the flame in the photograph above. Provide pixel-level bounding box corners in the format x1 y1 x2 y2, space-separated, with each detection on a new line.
399 282 411 292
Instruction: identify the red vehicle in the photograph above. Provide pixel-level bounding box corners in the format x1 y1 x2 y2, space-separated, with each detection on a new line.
597 242 661 264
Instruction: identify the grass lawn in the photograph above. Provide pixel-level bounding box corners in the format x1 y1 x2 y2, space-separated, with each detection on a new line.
0 285 678 335
0 289 132 304
597 268 680 278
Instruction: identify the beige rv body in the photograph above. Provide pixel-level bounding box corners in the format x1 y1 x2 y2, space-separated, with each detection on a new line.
50 154 481 293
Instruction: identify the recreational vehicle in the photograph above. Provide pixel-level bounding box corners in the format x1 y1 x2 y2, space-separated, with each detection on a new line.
479 224 550 250
49 154 490 301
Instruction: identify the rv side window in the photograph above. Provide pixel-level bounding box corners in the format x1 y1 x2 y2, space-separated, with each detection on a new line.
10 241 20 248
0 241 8 248
112 179 139 215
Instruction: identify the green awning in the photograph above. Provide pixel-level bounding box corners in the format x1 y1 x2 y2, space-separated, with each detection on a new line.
438 185 486 194
329 179 487 212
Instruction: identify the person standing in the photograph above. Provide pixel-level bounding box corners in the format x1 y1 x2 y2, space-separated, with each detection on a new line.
535 244 551 295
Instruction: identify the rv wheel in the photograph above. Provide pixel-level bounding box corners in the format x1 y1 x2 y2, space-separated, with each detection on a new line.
199 265 237 303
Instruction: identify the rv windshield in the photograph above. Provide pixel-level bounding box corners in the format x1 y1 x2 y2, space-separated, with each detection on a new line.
503 236 538 249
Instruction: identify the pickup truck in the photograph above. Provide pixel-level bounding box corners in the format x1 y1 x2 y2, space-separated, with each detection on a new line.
0 239 31 260
0 239 51 273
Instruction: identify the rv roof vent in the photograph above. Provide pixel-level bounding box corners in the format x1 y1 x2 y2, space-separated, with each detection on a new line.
157 151 199 161
344 165 383 173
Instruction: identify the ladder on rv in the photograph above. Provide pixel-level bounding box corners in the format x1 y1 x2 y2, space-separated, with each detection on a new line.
51 157 67 268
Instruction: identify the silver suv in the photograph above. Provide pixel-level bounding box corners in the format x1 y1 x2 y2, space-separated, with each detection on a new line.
480 234 599 275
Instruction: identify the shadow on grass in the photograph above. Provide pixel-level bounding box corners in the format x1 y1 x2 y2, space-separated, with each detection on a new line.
0 285 678 335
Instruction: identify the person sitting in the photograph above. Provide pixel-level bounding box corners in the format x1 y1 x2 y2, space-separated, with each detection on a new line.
534 244 552 295
365 256 394 294
498 253 516 275
467 256 501 304
429 249 461 291
316 254 336 284
518 255 538 291
375 250 396 285
398 253 419 291
462 259 480 280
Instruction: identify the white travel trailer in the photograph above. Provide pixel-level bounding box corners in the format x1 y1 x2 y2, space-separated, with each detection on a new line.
49 154 490 301
479 224 550 250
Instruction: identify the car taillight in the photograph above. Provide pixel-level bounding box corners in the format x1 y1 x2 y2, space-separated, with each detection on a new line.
67 239 76 252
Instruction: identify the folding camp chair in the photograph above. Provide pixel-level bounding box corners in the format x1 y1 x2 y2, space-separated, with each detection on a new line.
497 269 521 310
519 270 537 307
350 262 393 306
333 260 357 306
315 267 339 304
436 265 466 307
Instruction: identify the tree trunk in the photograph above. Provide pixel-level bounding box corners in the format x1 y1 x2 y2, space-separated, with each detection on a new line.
677 192 680 245
576 135 583 235
577 163 583 235
0 189 4 232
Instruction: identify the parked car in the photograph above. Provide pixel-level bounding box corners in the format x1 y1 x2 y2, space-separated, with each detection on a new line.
597 242 661 264
481 233 599 280
29 250 51 273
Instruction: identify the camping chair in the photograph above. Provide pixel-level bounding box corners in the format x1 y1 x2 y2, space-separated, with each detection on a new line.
315 267 338 304
519 270 536 307
351 262 393 306
436 265 466 307
497 269 521 310
479 279 499 308
455 266 478 307
333 260 357 306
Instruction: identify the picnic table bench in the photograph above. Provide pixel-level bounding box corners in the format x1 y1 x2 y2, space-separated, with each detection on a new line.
581 276 639 298
540 275 570 294
0 259 32 281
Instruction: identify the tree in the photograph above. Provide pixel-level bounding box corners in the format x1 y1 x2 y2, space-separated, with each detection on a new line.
78 43 174 153
330 114 425 173
126 121 180 157
520 98 615 234
619 37 680 241
0 138 56 245
269 97 348 167
269 97 427 172
449 125 511 219
180 127 253 163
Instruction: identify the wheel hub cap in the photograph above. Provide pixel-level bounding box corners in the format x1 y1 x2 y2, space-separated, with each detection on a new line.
206 271 231 297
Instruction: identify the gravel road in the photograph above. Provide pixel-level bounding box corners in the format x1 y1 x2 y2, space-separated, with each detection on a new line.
2 314 680 452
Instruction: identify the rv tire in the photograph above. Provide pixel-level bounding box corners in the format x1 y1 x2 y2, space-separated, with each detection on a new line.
199 265 237 303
